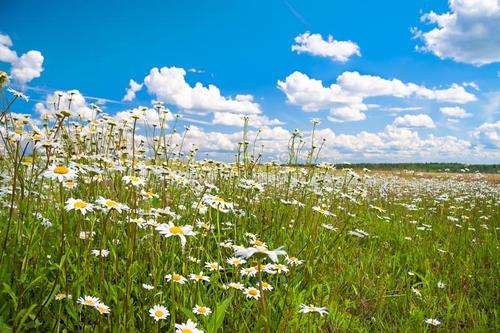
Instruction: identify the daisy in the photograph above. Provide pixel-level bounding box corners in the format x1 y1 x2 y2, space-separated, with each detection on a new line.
96 197 129 213
94 303 110 315
228 282 245 290
156 222 197 248
63 180 78 189
240 267 258 277
91 249 110 257
258 281 273 291
149 305 170 321
274 264 289 274
142 283 155 290
234 244 286 263
54 293 71 301
424 318 441 326
227 257 246 267
122 175 145 187
299 304 328 317
243 287 261 300
44 164 77 182
175 319 203 333
285 256 304 266
192 304 212 316
78 295 101 307
437 281 446 289
140 190 158 199
205 261 223 271
65 198 94 215
189 272 210 283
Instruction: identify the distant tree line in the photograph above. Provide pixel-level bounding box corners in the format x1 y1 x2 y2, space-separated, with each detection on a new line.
334 163 499 174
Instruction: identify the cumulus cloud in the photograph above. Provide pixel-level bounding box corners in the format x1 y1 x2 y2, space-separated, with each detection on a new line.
277 71 476 122
143 66 261 114
472 121 500 148
440 106 472 118
291 32 361 62
122 79 143 101
212 112 284 128
35 90 96 120
414 0 500 66
393 114 436 128
0 33 44 84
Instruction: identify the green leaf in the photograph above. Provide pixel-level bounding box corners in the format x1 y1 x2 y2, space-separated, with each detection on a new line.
207 295 233 333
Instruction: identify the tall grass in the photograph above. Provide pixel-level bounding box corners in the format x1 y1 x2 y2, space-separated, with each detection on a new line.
0 79 498 332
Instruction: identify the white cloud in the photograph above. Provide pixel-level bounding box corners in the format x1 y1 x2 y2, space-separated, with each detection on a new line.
415 0 500 66
440 106 472 118
473 121 500 148
35 90 96 120
277 71 476 122
291 32 361 62
212 112 284 128
143 66 261 114
122 79 143 101
393 114 436 128
0 33 44 84
387 106 423 112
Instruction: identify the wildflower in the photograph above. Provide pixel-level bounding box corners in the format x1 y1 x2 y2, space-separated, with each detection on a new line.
274 263 290 273
204 195 234 213
240 267 257 277
122 175 145 187
63 180 78 189
205 261 223 271
45 164 77 182
175 319 203 333
156 222 197 248
244 287 261 300
96 197 129 213
228 282 245 290
299 304 328 316
192 305 212 316
141 190 158 199
165 273 188 284
142 283 154 290
78 295 101 307
348 229 369 238
227 257 246 267
95 303 110 315
55 293 71 301
285 256 304 266
258 281 273 291
234 244 286 263
189 272 210 283
149 305 170 321
437 281 446 289
411 288 422 297
65 198 94 215
424 318 441 326
91 249 110 257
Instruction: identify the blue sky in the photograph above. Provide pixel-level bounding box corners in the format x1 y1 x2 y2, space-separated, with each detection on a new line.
1 0 499 163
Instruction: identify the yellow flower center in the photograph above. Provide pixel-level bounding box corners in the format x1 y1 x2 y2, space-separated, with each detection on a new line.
172 274 182 281
105 200 118 207
74 201 87 209
32 134 43 140
54 166 69 174
55 293 66 299
181 329 192 333
255 264 266 271
154 310 164 318
14 129 24 135
255 240 264 246
214 197 225 202
146 191 154 196
84 300 94 305
290 256 298 261
195 275 203 280
65 181 75 187
169 226 184 235
130 176 140 182
97 306 106 313
249 289 258 296
198 307 206 313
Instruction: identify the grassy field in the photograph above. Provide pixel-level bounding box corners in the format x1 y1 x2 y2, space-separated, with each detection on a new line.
0 89 499 332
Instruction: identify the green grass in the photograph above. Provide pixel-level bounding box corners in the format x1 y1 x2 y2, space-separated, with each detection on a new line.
0 98 498 332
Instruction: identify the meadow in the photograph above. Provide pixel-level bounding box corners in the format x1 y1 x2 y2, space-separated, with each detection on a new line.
0 80 499 332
